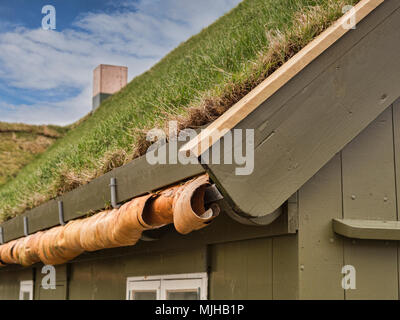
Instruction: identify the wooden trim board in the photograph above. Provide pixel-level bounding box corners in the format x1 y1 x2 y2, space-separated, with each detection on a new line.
201 0 400 218
0 153 204 242
333 219 400 241
179 0 384 158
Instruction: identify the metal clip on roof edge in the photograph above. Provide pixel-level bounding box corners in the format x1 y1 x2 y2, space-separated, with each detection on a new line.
23 216 29 236
204 184 224 205
110 177 120 209
58 201 66 226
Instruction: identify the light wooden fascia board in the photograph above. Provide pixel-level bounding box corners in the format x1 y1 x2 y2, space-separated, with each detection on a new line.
180 0 384 158
333 219 400 241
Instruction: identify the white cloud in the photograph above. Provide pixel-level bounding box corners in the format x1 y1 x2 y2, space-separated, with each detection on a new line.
0 0 241 125
0 87 92 125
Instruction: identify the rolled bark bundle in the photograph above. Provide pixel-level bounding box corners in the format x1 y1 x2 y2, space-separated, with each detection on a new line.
0 239 26 265
79 211 112 251
0 174 220 267
37 226 66 265
141 187 178 226
88 210 121 251
109 195 154 247
60 220 84 251
10 238 24 264
16 233 42 266
0 242 8 265
76 194 155 252
0 246 5 266
0 240 18 264
53 226 84 263
173 175 220 235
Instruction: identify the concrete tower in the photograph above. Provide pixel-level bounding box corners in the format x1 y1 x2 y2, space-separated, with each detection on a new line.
92 64 128 110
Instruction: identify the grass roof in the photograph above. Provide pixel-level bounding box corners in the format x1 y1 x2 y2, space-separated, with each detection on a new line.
0 0 359 222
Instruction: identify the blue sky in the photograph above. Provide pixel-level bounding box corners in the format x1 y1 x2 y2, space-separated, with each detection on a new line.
0 0 240 125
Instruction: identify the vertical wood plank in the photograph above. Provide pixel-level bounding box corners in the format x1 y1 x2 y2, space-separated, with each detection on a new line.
342 107 398 300
209 238 273 300
297 154 344 299
35 265 68 300
272 234 299 300
391 98 400 300
0 268 33 300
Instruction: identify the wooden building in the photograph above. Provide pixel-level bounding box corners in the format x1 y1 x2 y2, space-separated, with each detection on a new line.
1 0 400 300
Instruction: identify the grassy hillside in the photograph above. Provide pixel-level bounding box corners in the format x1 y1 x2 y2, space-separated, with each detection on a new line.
0 123 67 186
0 0 359 221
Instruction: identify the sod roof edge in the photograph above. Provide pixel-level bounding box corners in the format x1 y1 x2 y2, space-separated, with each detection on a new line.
180 0 383 158
0 150 204 242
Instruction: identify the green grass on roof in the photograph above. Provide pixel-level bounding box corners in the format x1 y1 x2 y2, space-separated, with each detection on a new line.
0 0 359 221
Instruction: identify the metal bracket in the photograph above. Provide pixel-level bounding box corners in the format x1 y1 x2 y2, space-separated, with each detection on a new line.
140 228 169 242
58 201 66 226
23 216 29 236
204 184 224 205
110 177 120 209
0 226 4 245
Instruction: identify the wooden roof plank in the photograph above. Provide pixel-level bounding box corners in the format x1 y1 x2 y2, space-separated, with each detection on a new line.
180 0 384 158
201 0 400 218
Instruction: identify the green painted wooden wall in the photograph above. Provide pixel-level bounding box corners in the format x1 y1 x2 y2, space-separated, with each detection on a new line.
68 247 207 300
0 235 298 300
298 102 400 300
0 200 297 300
0 268 34 300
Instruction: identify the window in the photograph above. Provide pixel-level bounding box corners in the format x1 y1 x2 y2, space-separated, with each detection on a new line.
128 280 160 300
126 273 207 300
19 280 34 300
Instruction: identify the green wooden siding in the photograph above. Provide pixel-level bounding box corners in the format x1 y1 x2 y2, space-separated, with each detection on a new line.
0 235 298 300
0 268 34 300
298 154 345 300
0 209 294 300
68 246 207 300
297 103 400 300
209 238 273 300
34 265 68 300
342 108 398 300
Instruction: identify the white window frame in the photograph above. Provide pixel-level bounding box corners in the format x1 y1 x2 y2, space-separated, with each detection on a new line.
127 280 161 300
19 280 34 300
126 273 208 300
